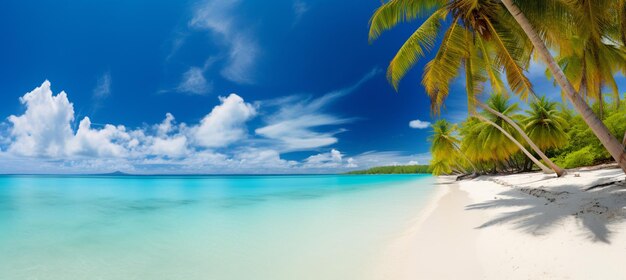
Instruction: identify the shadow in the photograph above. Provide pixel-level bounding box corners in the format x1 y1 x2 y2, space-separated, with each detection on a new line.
467 182 626 243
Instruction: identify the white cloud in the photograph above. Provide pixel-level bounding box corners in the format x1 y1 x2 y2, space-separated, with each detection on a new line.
189 0 258 84
235 148 296 169
409 119 431 129
177 66 212 95
150 136 188 158
68 117 131 158
256 69 379 151
8 81 75 157
156 113 176 137
93 72 111 99
0 80 423 174
350 151 431 168
192 93 257 148
303 149 346 168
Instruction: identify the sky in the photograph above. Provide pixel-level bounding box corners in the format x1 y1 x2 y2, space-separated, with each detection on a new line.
0 0 603 174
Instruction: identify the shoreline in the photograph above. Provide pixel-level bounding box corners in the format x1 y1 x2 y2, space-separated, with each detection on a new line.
383 167 626 279
374 176 457 279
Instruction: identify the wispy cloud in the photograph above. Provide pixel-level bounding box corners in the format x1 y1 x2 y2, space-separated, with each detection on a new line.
92 72 111 99
255 68 380 151
177 66 212 95
189 0 259 84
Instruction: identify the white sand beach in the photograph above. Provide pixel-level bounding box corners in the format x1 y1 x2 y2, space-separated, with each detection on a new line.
383 167 626 280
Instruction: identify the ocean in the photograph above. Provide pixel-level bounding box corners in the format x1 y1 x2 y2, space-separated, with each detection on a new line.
0 174 435 280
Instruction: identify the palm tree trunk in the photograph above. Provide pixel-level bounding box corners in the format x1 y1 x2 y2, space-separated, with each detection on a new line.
452 143 478 173
474 114 553 174
475 100 566 176
501 0 626 174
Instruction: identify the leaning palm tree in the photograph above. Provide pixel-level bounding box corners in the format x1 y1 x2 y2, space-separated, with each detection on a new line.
474 94 553 173
500 0 626 173
430 158 454 175
429 119 476 173
524 97 568 151
368 0 565 175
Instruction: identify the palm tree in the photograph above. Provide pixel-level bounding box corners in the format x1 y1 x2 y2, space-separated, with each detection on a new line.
551 0 626 118
368 0 565 175
429 119 476 173
368 0 533 112
473 94 553 173
474 100 565 175
500 0 626 173
430 158 454 175
524 97 568 150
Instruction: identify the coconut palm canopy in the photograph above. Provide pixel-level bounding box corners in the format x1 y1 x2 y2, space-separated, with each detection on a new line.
524 96 568 150
369 0 537 113
372 0 626 174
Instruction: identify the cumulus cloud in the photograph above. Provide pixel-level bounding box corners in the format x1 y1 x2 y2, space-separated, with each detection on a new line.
303 149 347 168
8 81 75 157
68 117 131 158
189 0 258 84
192 93 257 148
0 80 419 174
150 136 188 158
409 119 431 129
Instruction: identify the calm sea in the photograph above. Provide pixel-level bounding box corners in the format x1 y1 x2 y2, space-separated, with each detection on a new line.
0 174 435 280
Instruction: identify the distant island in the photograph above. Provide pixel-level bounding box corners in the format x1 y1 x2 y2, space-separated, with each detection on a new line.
97 171 131 176
346 165 430 175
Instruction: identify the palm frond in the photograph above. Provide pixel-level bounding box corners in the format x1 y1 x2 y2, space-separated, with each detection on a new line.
421 21 468 114
368 0 445 42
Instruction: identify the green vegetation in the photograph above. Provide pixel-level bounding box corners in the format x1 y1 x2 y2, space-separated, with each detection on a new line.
367 0 626 175
449 97 625 174
346 165 430 175
552 100 626 168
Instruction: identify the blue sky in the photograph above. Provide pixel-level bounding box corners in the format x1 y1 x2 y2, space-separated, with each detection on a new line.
0 0 589 174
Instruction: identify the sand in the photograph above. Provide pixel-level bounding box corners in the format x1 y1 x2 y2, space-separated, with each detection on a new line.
384 167 626 280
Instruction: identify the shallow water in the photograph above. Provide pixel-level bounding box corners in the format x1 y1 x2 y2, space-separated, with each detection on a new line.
0 174 435 280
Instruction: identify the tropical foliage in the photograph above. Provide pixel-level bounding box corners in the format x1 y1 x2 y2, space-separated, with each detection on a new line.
552 99 626 168
368 0 533 114
369 0 626 174
523 97 568 150
430 97 626 175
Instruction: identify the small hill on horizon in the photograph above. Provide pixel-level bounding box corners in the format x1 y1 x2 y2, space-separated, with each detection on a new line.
98 171 131 176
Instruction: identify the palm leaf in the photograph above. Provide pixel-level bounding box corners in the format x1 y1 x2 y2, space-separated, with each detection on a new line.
368 0 445 42
386 9 446 90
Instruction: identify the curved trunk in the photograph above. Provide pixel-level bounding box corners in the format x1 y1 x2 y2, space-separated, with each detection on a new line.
474 114 553 174
501 0 626 174
452 142 478 173
476 101 566 176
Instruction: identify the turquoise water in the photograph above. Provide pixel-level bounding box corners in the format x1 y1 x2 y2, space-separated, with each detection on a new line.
0 174 435 280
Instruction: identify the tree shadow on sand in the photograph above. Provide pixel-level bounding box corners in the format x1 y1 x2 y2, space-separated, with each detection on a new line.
466 179 626 243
